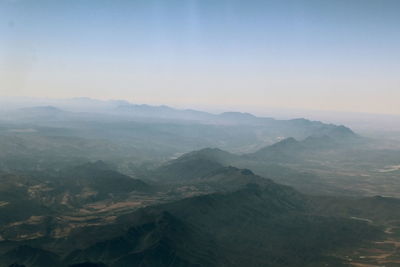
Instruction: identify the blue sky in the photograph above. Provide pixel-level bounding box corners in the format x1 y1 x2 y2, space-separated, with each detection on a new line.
1 0 399 114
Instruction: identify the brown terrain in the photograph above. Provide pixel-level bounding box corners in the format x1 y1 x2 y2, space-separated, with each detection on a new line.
346 224 400 267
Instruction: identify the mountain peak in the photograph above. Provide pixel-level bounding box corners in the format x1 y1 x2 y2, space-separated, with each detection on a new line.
219 112 257 119
329 125 356 137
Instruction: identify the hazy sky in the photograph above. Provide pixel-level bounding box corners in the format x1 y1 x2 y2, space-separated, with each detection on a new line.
1 0 399 114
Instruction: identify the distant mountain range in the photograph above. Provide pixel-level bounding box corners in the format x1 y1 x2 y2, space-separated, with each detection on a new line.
0 98 360 175
1 97 355 136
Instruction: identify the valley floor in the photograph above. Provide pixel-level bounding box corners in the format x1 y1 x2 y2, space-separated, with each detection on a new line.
344 222 400 267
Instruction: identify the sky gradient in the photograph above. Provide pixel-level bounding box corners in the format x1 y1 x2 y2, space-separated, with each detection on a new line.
1 0 400 114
